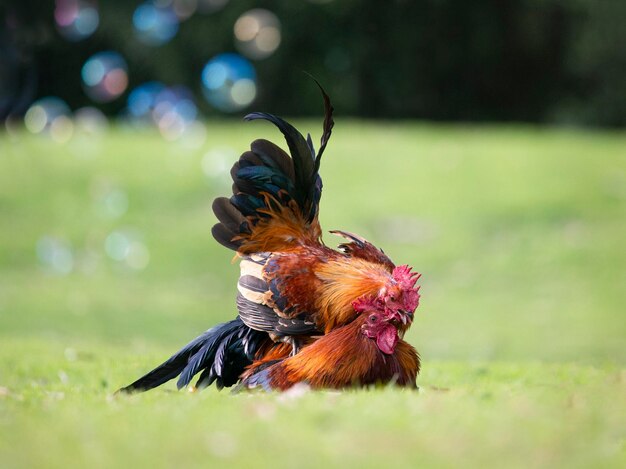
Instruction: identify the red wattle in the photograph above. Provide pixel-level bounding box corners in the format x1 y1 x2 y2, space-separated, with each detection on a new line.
376 325 398 355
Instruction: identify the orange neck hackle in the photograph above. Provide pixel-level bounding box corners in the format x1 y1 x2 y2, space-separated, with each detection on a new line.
235 192 322 254
314 257 393 332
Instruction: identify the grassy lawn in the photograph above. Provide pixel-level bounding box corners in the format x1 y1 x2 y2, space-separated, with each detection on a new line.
1 121 625 467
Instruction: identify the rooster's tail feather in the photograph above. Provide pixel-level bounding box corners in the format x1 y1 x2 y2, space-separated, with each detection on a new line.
211 82 334 253
118 318 266 393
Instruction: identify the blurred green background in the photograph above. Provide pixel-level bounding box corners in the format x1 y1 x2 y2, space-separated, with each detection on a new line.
1 1 626 468
1 123 625 362
1 122 625 468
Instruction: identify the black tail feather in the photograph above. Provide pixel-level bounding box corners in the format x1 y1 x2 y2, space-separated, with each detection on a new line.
314 79 334 172
244 111 315 216
118 318 265 393
212 197 249 235
211 223 241 251
251 139 295 182
211 83 334 251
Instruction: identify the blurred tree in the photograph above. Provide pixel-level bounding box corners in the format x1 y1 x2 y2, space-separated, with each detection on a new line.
0 0 624 125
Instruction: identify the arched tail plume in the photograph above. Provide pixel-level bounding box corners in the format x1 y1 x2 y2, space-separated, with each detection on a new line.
211 82 334 254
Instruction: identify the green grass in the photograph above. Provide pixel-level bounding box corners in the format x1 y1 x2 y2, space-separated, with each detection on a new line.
1 121 625 467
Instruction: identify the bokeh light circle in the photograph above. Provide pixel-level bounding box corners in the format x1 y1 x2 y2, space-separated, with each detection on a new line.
54 0 99 42
127 82 200 141
234 9 281 60
81 51 128 103
201 147 236 178
153 85 198 140
74 106 108 135
201 53 257 112
104 230 150 270
37 236 74 275
171 0 198 21
133 2 179 46
127 81 166 120
24 97 74 142
92 180 128 219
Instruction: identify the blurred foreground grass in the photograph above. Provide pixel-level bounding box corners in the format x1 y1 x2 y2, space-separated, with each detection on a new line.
0 122 625 467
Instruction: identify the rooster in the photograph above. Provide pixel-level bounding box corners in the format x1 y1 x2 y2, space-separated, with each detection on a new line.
239 300 420 391
120 84 421 393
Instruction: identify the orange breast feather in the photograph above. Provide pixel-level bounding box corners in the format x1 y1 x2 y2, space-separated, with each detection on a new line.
245 316 420 390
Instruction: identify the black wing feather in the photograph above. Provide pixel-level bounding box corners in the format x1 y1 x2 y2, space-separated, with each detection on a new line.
276 317 318 335
239 274 268 293
236 293 278 333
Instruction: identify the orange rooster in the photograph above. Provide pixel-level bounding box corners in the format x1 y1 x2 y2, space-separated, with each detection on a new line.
239 301 420 391
120 84 421 393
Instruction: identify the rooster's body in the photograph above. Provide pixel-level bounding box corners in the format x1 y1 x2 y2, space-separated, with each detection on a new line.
240 309 420 391
120 85 421 393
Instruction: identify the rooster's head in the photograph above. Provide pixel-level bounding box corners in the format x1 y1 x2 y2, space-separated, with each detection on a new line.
379 265 421 324
352 265 420 328
360 308 404 355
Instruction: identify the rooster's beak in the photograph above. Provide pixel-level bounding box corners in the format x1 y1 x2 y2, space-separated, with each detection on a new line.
392 310 413 325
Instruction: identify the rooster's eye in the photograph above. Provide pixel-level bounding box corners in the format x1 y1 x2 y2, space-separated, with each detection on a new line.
369 314 378 322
